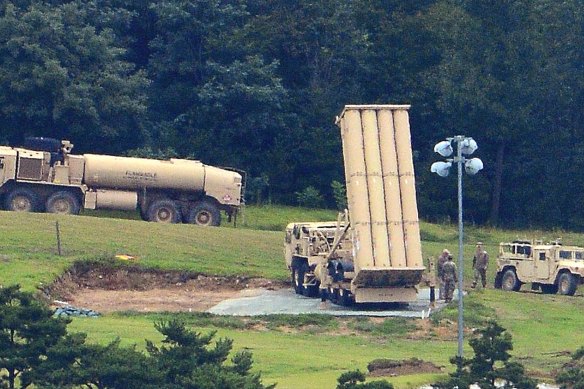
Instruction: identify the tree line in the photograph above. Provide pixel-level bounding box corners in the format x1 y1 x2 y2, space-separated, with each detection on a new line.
1 0 583 230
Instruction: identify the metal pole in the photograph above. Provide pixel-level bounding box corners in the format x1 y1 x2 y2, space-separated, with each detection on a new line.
456 137 464 358
55 221 62 256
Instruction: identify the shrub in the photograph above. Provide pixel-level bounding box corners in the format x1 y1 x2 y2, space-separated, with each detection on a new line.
331 180 347 210
295 186 324 208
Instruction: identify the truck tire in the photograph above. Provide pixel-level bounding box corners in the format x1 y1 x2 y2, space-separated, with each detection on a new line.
147 199 181 223
5 188 41 212
186 201 221 226
558 273 578 296
46 191 81 215
338 288 353 306
292 265 305 295
501 269 521 292
299 264 318 298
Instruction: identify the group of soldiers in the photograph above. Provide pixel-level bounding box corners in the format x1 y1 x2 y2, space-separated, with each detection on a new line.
435 242 489 302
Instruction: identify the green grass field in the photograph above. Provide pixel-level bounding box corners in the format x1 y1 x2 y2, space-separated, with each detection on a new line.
2 206 584 387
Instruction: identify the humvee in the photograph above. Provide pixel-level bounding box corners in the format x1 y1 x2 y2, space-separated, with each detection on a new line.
494 240 584 295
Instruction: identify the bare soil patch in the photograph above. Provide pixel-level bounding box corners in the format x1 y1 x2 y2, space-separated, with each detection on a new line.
368 358 444 377
44 262 287 313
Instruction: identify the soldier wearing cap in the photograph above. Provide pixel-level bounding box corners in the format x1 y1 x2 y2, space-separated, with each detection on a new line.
442 254 457 302
436 249 450 300
472 242 489 288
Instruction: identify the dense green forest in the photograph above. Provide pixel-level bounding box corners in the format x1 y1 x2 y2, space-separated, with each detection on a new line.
1 0 582 230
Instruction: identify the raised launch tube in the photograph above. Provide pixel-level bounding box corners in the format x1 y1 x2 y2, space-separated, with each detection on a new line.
336 105 424 290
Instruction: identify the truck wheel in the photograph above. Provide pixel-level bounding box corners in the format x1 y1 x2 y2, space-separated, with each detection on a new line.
338 289 353 306
501 269 520 292
147 199 181 223
46 191 81 215
328 287 340 304
186 201 221 226
558 273 578 296
299 264 318 297
292 265 305 295
5 188 40 212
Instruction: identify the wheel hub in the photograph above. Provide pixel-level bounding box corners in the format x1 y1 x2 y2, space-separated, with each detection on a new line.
54 200 69 213
157 209 171 221
196 211 211 225
13 197 31 212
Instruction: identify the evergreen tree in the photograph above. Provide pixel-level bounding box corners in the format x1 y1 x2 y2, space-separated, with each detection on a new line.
0 285 69 389
432 321 536 389
146 319 274 389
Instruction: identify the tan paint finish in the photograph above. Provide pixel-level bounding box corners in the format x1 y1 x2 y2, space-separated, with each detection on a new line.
203 165 242 206
83 154 206 192
354 286 417 303
94 189 138 211
67 155 85 185
362 110 391 267
342 109 373 271
337 105 425 290
378 109 407 268
0 147 17 185
393 109 424 268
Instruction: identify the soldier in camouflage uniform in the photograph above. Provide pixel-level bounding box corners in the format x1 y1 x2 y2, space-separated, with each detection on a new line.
442 254 457 302
472 242 489 288
436 249 450 300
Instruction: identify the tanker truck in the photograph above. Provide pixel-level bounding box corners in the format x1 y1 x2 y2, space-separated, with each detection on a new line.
0 138 243 226
284 105 425 304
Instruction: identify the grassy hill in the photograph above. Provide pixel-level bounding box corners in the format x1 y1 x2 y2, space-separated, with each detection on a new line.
2 206 584 388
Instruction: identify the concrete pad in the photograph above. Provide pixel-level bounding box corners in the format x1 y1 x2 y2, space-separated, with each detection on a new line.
208 288 461 317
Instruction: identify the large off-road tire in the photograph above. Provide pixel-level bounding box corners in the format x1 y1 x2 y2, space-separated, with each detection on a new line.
292 265 305 295
337 288 353 306
540 284 558 294
501 269 521 292
186 201 221 226
147 199 181 223
328 287 340 304
558 273 578 296
299 264 318 298
46 191 81 215
5 188 41 212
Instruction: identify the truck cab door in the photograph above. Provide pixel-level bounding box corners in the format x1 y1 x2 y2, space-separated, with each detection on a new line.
0 148 17 185
534 250 550 279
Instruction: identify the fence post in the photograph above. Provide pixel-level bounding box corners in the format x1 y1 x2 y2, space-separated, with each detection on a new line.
55 221 62 256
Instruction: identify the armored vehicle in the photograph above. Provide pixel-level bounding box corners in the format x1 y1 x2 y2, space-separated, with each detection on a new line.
0 138 243 226
494 240 584 295
284 105 425 305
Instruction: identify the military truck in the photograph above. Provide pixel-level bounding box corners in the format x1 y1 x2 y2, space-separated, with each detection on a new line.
284 105 425 305
494 240 584 295
285 213 357 304
0 137 243 226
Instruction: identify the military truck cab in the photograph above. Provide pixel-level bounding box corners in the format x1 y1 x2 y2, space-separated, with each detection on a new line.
494 240 584 295
284 219 355 303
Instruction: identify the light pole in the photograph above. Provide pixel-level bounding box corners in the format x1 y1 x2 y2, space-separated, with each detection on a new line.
431 136 483 358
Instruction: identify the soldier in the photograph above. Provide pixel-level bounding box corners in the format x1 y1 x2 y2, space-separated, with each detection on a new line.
442 254 457 302
436 249 450 300
472 242 489 288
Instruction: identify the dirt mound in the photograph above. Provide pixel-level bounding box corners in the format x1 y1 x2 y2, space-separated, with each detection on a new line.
368 358 443 377
43 261 287 313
